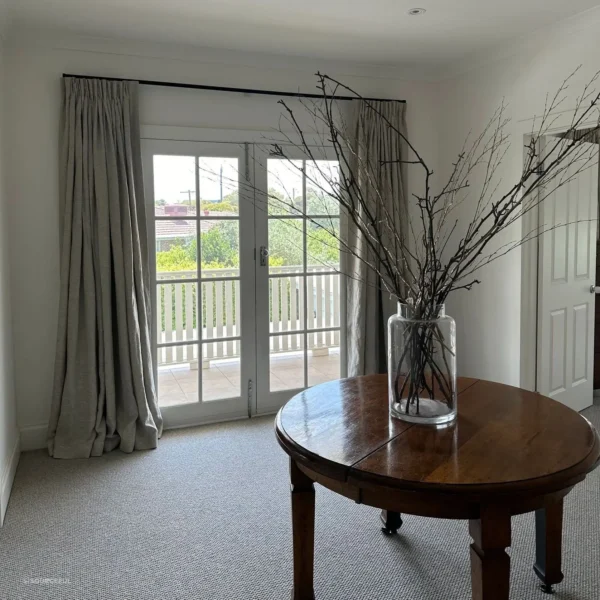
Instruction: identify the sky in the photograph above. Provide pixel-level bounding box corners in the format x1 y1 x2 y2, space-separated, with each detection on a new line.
153 155 239 204
153 155 339 203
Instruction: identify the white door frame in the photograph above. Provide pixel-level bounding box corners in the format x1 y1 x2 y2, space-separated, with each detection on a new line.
253 145 348 416
142 126 348 426
519 123 598 393
142 138 256 429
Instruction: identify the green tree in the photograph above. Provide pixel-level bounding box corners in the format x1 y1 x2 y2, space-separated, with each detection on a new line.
187 221 239 267
268 219 303 266
223 190 239 205
200 200 237 213
155 210 339 274
306 189 338 216
268 187 303 215
156 241 196 272
307 223 339 267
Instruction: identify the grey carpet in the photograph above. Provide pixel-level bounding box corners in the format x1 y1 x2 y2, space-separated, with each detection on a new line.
1 403 599 600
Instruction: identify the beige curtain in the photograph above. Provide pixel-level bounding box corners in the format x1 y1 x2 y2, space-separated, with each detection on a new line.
345 100 408 376
48 78 162 459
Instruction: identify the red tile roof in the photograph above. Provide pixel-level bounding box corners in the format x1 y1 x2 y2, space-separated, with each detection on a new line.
155 212 237 240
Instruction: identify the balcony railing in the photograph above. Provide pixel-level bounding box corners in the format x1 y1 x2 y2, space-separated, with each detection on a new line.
156 266 340 367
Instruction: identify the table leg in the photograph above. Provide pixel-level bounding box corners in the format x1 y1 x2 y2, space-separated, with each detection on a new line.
290 459 316 600
469 506 511 600
380 510 403 535
534 500 564 594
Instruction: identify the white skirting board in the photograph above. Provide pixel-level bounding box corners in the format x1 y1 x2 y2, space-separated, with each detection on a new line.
17 414 274 454
19 424 47 452
1 436 20 526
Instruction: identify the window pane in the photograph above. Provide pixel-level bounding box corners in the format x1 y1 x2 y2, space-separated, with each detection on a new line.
308 345 340 387
201 280 241 339
200 220 239 278
269 276 304 333
268 218 303 272
307 218 340 272
198 157 240 215
267 159 303 215
157 347 199 407
306 274 340 330
270 335 305 391
155 223 197 281
156 282 199 345
306 160 340 216
153 155 197 216
202 350 240 401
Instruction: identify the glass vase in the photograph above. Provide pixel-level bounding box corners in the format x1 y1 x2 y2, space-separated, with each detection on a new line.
388 302 457 425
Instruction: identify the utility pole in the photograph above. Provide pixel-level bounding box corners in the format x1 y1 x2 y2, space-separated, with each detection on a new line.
220 165 223 202
180 190 194 208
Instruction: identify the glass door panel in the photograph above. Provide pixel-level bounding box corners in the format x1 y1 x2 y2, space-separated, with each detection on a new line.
153 155 198 216
144 140 255 428
270 335 306 392
267 159 303 215
146 140 346 425
198 157 240 215
156 344 198 407
255 152 346 414
201 346 241 401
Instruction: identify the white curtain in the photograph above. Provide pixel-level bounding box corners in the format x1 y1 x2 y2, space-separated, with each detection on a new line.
48 78 163 458
345 100 408 376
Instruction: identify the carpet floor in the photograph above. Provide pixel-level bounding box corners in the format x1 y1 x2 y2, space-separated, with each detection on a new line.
1 402 599 600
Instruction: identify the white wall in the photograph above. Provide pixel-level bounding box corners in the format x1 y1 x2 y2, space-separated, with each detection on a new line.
438 8 600 386
0 3 20 524
11 9 599 449
4 29 441 449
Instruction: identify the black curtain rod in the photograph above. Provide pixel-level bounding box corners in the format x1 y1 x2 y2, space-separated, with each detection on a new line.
62 73 405 103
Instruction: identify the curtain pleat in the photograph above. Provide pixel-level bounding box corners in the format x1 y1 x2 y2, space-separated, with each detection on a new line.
48 78 162 458
345 101 408 376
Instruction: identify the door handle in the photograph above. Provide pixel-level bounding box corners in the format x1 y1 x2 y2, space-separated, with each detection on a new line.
591 285 600 294
260 246 269 267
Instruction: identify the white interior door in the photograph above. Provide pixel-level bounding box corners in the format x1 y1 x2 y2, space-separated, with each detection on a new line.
537 136 598 411
253 148 347 414
143 140 256 428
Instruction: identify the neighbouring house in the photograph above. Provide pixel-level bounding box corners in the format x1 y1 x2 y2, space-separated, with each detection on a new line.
155 204 236 251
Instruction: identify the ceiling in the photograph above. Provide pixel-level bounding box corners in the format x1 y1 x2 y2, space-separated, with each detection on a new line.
8 0 600 68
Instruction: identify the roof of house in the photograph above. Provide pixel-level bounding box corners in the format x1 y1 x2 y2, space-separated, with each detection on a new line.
155 211 237 240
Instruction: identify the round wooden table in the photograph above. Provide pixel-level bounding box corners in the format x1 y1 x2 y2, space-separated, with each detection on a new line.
275 375 600 600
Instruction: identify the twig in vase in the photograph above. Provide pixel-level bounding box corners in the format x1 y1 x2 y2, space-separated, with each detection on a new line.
196 67 600 417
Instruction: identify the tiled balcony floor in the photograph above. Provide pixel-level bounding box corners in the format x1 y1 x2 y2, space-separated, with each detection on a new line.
157 349 341 407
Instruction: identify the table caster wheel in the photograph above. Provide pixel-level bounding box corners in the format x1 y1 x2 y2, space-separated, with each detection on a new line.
380 511 402 536
540 583 555 594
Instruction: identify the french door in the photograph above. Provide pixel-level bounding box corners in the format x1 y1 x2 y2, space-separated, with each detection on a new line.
254 148 346 414
536 137 597 412
143 138 345 427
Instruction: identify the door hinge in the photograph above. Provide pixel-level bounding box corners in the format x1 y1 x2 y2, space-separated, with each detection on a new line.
247 379 253 418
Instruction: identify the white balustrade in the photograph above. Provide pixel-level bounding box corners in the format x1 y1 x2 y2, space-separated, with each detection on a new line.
157 266 340 367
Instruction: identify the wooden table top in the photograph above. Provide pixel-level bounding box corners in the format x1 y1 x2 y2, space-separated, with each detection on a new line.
276 375 600 495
